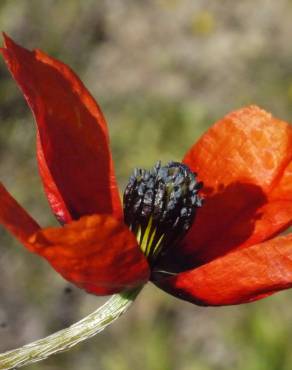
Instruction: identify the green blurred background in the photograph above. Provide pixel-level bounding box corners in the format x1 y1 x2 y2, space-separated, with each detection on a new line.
0 1 292 369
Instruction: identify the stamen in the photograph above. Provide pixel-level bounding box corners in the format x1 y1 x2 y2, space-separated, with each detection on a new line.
123 161 203 263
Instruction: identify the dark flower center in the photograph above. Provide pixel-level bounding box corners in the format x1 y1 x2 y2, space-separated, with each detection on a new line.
123 161 203 264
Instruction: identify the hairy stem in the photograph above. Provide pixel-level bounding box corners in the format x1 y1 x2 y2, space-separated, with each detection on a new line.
0 287 142 370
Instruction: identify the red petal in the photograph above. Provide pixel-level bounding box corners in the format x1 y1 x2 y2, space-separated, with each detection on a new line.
1 34 122 223
155 234 292 306
29 214 150 295
182 106 292 264
0 183 40 250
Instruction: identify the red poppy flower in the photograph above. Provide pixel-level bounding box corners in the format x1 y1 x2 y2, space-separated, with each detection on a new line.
1 34 292 306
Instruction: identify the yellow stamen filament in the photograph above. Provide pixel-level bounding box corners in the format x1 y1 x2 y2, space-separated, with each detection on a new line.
152 234 164 257
140 217 153 254
145 227 157 256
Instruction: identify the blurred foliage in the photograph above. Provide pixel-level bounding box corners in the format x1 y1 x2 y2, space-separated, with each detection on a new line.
191 11 215 36
0 1 292 370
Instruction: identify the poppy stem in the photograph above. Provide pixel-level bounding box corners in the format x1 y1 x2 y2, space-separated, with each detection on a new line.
0 286 142 369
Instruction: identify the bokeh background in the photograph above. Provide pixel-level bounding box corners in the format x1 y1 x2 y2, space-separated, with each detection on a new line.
0 1 292 369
